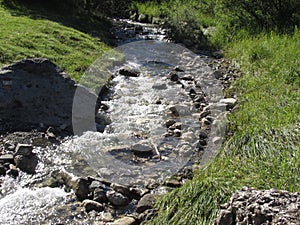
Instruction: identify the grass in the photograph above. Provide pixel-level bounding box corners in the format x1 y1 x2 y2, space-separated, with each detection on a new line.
144 27 300 225
0 0 111 81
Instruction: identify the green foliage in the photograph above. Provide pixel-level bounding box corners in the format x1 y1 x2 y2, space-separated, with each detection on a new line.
0 0 110 80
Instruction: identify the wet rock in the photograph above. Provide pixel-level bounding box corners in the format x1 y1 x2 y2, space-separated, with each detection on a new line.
73 178 91 201
106 190 130 206
112 216 136 225
181 74 194 81
14 154 38 174
0 164 7 176
152 83 167 90
165 119 176 128
81 199 104 213
0 154 14 164
168 72 179 82
165 179 182 188
119 67 140 77
14 143 33 156
131 140 153 157
138 14 150 23
7 164 19 177
174 66 184 72
89 180 106 191
173 129 182 137
129 187 149 200
212 70 223 79
136 194 157 213
93 188 108 203
169 122 182 130
111 183 131 197
219 98 237 111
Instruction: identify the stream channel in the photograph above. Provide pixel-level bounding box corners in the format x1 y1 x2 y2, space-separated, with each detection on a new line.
0 19 227 224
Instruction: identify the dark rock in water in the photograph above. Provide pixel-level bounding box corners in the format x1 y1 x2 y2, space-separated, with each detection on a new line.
93 188 108 203
174 66 184 72
81 199 104 213
131 140 153 157
138 14 151 23
14 154 38 174
7 164 19 177
106 190 130 206
14 143 33 156
73 178 91 201
119 67 140 77
152 83 167 90
165 119 176 128
136 194 157 213
111 183 131 197
0 164 7 176
167 72 179 82
0 58 98 134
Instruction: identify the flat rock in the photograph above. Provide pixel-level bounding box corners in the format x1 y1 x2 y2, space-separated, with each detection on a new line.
0 154 14 163
131 140 153 157
219 98 237 110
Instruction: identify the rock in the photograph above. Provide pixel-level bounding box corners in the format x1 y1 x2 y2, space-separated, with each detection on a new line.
219 98 237 110
0 164 7 176
181 74 194 81
138 14 150 23
212 70 223 79
165 119 176 128
7 164 19 177
14 143 33 156
111 183 131 197
93 188 108 203
173 129 182 137
131 140 153 157
174 66 184 72
14 154 38 174
152 83 167 90
136 194 157 213
214 187 300 225
106 190 130 206
81 199 103 213
89 180 106 191
118 67 140 77
0 58 97 134
168 72 179 82
112 217 136 225
199 130 208 139
129 187 149 200
169 122 182 130
165 179 182 188
72 178 91 201
0 154 14 164
214 210 233 225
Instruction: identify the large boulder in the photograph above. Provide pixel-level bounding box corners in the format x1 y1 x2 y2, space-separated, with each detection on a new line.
0 58 98 134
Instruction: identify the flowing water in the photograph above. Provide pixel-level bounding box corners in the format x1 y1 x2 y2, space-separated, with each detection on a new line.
0 19 226 224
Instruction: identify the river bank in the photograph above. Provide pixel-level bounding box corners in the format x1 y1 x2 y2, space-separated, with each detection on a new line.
0 17 241 224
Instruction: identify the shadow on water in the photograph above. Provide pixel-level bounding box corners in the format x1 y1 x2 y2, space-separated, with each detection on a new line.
1 0 115 45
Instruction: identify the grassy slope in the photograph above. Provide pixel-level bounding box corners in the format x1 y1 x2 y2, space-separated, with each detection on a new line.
147 30 300 225
0 0 110 81
135 1 300 224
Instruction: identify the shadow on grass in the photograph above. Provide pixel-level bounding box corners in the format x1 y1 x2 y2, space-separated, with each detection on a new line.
1 0 115 46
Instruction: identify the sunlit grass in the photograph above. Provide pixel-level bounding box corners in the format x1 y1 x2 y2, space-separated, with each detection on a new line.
0 0 111 80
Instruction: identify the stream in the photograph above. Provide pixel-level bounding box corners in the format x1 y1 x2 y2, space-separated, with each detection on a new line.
0 19 227 224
